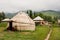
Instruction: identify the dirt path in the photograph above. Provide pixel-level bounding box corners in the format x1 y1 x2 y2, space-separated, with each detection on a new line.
45 29 52 40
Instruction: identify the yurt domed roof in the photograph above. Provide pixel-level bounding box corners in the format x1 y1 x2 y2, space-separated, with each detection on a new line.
11 12 35 24
33 16 44 21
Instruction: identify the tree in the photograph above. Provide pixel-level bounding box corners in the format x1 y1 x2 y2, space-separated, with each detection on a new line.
26 10 33 19
29 10 32 18
0 11 5 22
43 15 53 22
33 12 37 18
2 12 5 19
39 13 44 18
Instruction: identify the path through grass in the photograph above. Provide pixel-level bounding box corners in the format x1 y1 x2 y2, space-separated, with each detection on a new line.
49 27 60 40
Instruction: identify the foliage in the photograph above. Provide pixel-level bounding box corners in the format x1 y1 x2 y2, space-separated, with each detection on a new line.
43 15 53 22
0 12 5 22
27 10 33 19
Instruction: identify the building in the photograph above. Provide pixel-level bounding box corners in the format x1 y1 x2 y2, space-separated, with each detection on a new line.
57 19 60 24
33 16 45 25
2 12 35 31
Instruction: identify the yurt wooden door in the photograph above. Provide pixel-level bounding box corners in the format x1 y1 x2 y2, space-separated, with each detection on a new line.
9 21 13 30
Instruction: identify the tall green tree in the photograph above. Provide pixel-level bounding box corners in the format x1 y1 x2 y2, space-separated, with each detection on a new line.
0 11 5 22
26 10 33 19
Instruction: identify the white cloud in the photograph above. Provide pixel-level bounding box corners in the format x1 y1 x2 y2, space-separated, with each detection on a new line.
0 0 60 12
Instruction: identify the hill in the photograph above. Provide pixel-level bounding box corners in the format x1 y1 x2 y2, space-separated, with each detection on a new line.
5 10 60 18
40 10 60 17
5 13 17 18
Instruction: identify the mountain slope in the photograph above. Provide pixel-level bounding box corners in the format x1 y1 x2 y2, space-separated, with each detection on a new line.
40 10 60 17
5 10 60 18
5 13 17 18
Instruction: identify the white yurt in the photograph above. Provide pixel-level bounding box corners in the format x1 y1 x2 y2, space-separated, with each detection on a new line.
2 12 35 31
33 16 44 25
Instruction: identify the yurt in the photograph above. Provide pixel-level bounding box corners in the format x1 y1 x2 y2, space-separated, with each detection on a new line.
33 16 44 25
2 12 35 31
57 19 60 24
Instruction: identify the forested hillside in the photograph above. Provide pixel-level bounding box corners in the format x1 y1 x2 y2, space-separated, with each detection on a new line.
40 10 60 17
5 10 60 19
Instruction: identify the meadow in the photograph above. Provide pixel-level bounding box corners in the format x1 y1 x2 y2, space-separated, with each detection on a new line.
49 27 60 40
0 22 60 40
0 22 50 40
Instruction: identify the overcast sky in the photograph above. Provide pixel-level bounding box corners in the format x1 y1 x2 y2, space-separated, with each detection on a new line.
0 0 60 13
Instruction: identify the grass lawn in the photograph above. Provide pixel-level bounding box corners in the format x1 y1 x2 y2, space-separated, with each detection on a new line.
0 22 8 32
0 22 7 27
0 22 50 40
49 27 60 40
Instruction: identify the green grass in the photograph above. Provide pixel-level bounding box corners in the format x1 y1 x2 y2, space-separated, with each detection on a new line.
1 22 60 40
49 27 60 40
0 22 7 32
0 22 7 27
0 22 50 40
